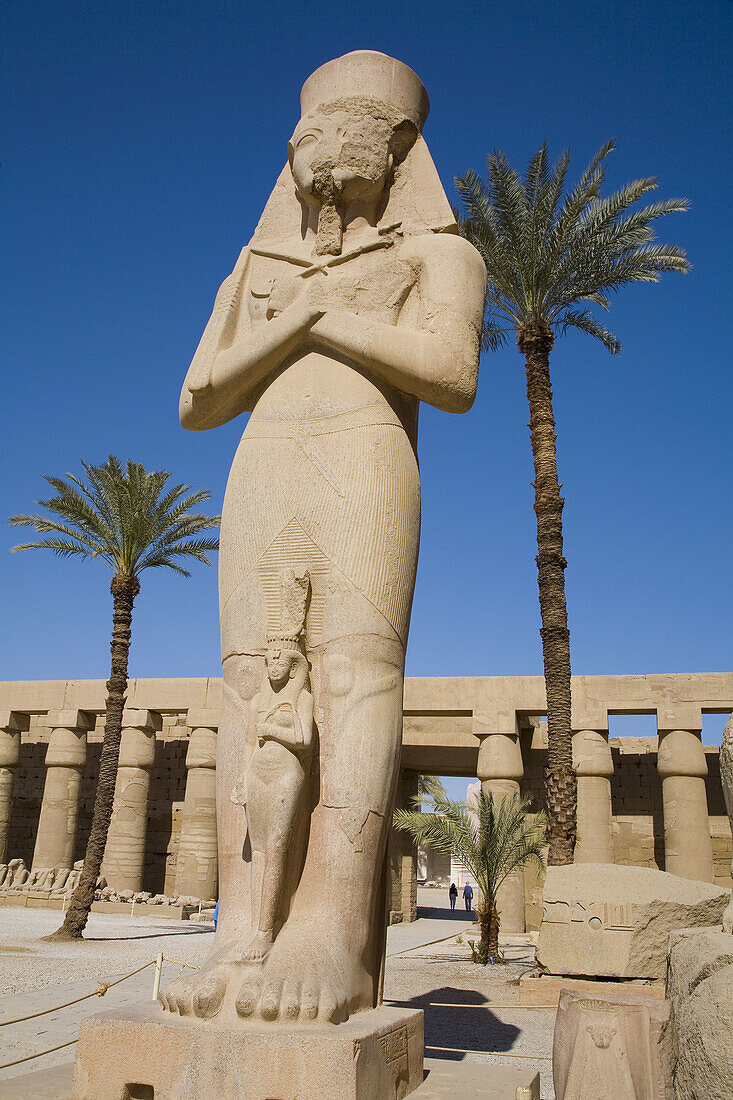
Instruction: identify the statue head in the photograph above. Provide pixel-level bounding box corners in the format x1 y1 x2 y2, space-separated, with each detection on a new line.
266 645 308 690
288 52 428 253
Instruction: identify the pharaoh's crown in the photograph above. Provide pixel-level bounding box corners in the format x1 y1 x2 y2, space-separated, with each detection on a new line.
300 51 430 132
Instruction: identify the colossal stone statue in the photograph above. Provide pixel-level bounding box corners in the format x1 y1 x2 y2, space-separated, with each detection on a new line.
158 49 485 1028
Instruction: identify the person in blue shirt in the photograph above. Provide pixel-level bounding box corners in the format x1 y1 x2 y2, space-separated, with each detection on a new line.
462 882 473 912
212 900 219 929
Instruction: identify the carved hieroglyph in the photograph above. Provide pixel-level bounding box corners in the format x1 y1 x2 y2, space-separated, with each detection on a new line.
161 51 486 1025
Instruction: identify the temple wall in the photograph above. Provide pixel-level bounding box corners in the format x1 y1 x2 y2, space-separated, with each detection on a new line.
1 675 730 929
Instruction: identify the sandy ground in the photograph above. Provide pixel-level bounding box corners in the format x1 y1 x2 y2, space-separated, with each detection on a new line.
0 889 555 1097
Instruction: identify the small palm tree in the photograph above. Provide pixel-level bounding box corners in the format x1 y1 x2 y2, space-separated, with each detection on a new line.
454 141 689 865
394 789 546 963
416 774 447 806
10 456 220 939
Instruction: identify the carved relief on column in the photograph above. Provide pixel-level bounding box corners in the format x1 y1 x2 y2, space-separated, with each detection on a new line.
572 729 614 864
33 710 93 871
476 729 526 932
657 724 714 882
175 709 219 901
102 710 161 893
0 711 30 864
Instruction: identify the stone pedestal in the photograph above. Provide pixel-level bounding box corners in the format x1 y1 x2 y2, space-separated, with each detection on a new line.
657 728 714 881
71 1003 424 1100
572 728 613 863
102 710 161 893
0 711 29 862
477 732 525 932
174 710 218 900
32 710 93 871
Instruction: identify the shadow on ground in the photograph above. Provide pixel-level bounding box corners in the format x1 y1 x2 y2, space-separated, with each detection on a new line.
387 985 521 1060
416 904 478 922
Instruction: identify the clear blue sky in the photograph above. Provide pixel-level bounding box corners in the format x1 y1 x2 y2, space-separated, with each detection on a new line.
3 1 731 744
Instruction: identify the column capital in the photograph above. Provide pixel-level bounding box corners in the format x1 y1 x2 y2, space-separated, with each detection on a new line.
186 708 220 731
46 709 95 732
572 729 613 778
657 728 708 779
476 731 523 783
0 711 31 733
121 708 162 732
186 724 217 769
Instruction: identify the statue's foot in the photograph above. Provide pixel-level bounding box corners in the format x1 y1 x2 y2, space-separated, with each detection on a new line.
236 919 370 1023
159 942 239 1020
239 929 273 964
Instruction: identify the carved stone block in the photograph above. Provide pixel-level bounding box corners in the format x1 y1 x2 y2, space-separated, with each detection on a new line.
537 864 729 978
553 989 673 1099
71 1003 424 1100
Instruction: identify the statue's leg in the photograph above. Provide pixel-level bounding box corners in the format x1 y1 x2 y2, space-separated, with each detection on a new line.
160 652 262 1018
237 633 405 1022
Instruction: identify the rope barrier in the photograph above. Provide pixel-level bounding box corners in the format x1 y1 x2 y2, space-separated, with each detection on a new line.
0 954 202 1070
0 960 155 1027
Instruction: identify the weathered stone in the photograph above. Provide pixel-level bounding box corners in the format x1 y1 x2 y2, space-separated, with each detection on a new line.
159 47 485 1035
537 864 729 978
719 712 733 931
71 1003 423 1100
667 927 733 1100
553 988 673 1099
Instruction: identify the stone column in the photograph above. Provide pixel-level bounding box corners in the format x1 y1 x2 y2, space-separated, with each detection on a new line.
33 710 93 870
101 710 161 893
572 729 614 863
477 730 525 932
174 710 218 901
388 769 418 923
0 711 30 863
657 725 714 881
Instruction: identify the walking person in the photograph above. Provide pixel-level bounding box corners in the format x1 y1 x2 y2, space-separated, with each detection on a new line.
449 882 458 911
463 882 473 912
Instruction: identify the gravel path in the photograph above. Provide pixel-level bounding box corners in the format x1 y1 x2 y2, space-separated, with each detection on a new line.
0 896 555 1098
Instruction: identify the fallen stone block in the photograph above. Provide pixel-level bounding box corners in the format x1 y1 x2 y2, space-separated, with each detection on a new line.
667 927 733 1100
537 864 729 979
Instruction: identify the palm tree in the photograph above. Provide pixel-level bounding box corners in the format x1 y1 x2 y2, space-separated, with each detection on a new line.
454 141 689 864
416 773 447 806
10 456 220 939
394 789 546 962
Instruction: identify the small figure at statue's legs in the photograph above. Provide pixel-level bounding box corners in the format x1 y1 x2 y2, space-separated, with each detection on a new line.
236 637 314 963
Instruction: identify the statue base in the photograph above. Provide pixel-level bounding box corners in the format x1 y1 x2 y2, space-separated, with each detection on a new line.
70 1002 424 1100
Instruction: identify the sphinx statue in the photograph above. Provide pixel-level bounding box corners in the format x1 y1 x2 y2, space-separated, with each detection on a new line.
161 50 486 1026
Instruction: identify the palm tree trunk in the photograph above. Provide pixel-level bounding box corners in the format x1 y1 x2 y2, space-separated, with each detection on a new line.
48 573 139 940
479 905 500 963
519 321 576 866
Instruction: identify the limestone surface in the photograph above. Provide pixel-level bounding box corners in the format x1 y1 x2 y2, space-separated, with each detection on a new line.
161 47 486 1032
552 988 673 1099
719 711 733 931
71 1003 424 1100
667 927 733 1100
537 864 729 978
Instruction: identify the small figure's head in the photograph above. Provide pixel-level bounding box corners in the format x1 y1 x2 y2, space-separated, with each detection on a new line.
265 646 308 690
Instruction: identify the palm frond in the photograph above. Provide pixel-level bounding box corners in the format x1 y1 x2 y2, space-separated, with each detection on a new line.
454 136 688 354
11 456 220 581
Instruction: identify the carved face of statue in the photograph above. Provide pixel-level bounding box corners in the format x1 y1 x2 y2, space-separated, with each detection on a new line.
266 650 297 688
289 99 417 211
